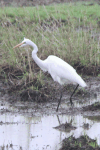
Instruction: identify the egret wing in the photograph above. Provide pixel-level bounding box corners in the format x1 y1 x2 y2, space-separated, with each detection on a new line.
44 55 77 84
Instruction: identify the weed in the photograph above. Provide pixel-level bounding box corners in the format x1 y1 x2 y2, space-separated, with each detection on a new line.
89 141 98 148
60 135 100 150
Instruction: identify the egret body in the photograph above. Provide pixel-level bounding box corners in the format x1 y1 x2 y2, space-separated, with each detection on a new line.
14 38 87 111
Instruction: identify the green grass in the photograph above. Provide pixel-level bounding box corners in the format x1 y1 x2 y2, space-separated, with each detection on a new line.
0 2 100 89
0 3 100 25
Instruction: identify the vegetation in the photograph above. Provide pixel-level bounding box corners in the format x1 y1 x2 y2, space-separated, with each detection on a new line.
60 135 100 150
0 2 100 93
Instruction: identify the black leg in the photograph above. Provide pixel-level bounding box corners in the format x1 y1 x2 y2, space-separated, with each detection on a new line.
56 87 63 112
56 84 79 112
70 84 79 105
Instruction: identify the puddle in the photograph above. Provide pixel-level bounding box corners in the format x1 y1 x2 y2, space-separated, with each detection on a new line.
0 112 100 150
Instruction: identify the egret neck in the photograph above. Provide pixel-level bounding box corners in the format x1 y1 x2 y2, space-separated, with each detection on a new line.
31 41 47 72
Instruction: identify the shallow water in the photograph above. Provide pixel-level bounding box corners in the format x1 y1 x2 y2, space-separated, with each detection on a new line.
0 112 100 150
0 79 100 150
61 91 99 109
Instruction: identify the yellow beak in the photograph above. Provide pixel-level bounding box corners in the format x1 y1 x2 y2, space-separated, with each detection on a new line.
13 42 24 49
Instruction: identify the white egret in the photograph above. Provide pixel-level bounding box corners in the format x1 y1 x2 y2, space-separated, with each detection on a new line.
14 38 87 111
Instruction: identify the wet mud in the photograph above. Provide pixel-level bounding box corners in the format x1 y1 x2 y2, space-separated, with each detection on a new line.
54 121 77 132
1 74 100 115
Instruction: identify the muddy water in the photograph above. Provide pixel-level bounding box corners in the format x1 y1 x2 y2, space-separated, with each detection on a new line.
0 112 100 150
0 78 100 150
0 98 100 150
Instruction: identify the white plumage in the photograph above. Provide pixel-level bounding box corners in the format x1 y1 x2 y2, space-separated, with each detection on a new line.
14 38 87 111
43 55 86 87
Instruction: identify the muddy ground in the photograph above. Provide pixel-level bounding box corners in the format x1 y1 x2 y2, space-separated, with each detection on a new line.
0 76 100 116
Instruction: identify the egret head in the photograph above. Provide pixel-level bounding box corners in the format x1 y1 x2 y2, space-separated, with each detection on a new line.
13 37 30 49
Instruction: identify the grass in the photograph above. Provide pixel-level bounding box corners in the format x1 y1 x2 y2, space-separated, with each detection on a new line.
0 2 100 91
0 3 100 25
0 3 100 24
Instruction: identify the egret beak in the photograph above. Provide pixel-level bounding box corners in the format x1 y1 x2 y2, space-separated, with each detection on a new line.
13 42 24 49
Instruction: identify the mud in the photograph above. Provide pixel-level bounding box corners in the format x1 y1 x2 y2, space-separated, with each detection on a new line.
54 121 77 132
0 75 100 115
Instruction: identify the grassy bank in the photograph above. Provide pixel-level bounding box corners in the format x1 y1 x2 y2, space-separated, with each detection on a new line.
0 2 100 94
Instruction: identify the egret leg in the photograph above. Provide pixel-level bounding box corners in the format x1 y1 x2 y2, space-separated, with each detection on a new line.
56 84 79 111
56 87 63 112
70 84 79 105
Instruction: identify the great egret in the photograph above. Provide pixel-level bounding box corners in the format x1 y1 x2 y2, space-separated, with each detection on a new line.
14 38 87 111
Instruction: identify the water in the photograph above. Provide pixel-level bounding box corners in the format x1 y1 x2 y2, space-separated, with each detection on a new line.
0 113 100 150
61 91 99 109
0 82 100 150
